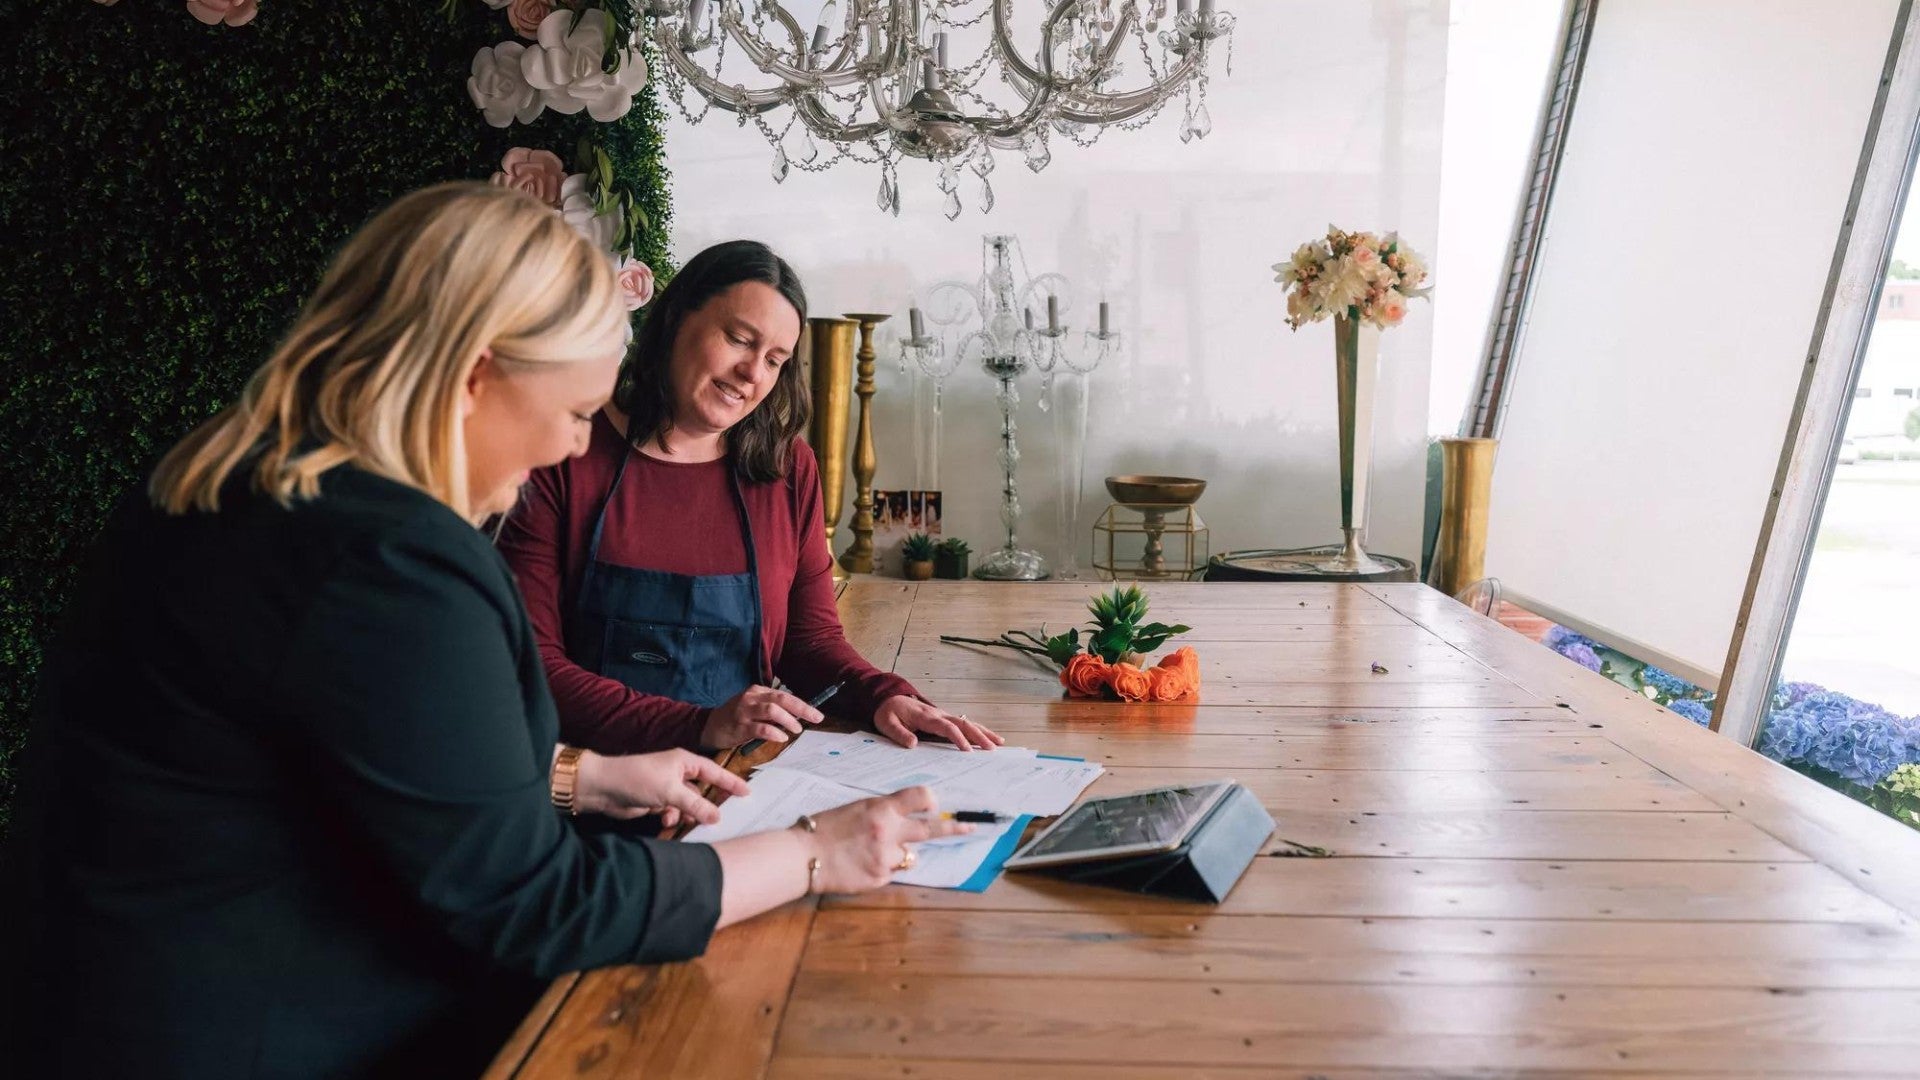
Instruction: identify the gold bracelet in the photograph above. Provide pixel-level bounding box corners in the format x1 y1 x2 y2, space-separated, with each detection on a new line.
794 815 820 894
551 746 584 816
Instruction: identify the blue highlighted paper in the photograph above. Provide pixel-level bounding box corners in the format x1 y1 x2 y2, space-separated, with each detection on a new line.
954 814 1035 893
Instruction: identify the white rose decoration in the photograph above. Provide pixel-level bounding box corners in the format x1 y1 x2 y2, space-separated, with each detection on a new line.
481 0 511 7
468 42 546 128
561 174 623 253
521 8 648 123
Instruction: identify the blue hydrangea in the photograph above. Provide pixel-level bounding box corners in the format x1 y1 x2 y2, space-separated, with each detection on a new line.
1771 680 1820 711
1642 666 1698 699
1667 698 1712 726
1759 684 1920 787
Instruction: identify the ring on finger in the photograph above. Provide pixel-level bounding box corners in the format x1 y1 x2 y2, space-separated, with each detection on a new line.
894 845 916 872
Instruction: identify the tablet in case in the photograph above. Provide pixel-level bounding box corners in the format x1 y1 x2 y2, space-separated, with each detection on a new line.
1013 782 1275 903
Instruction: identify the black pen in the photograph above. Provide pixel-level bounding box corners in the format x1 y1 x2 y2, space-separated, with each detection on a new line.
739 680 844 755
920 810 1009 824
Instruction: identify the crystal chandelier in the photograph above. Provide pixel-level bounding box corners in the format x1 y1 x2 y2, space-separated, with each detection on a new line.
645 0 1235 218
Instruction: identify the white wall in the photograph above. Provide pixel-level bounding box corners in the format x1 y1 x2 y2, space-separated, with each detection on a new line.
660 1 1449 571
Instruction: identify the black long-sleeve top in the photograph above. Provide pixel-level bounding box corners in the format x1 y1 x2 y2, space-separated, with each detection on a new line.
1 465 723 1078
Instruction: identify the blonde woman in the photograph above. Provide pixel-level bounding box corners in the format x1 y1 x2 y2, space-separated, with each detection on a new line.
0 183 964 1079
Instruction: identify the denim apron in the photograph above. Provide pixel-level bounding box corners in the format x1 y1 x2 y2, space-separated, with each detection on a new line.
568 443 765 707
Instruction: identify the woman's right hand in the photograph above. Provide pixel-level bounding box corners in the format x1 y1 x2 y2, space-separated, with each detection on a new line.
802 786 972 894
701 684 825 750
575 748 750 827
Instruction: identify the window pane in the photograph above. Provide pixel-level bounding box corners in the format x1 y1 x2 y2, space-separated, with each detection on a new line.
1759 194 1920 832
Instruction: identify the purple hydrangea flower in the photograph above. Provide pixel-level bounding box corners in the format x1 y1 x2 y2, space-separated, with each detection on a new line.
1558 641 1603 673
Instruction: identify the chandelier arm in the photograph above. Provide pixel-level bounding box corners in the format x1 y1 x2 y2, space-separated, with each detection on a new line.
652 25 790 111
717 1 885 94
796 93 891 142
990 0 1066 89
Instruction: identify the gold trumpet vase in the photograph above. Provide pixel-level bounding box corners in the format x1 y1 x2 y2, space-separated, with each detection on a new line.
1427 436 1498 597
805 317 856 583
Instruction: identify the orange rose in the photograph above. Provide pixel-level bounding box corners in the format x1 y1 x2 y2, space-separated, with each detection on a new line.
1158 646 1200 676
1107 662 1153 702
1060 653 1112 697
1155 647 1201 697
1148 664 1192 702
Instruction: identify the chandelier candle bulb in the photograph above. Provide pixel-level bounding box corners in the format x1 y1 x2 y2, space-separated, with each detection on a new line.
909 306 926 340
1099 300 1110 336
1024 308 1035 331
935 31 949 70
1199 0 1213 15
1178 0 1191 12
688 0 706 27
1048 295 1060 333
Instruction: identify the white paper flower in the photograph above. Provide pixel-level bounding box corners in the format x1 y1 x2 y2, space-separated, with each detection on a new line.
560 174 622 252
521 8 648 123
468 42 545 129
481 0 511 7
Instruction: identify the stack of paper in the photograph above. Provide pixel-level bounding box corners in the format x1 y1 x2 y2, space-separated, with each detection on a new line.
757 731 1104 817
683 731 1103 891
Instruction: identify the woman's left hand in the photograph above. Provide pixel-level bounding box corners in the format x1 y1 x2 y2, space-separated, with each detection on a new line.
873 696 1004 751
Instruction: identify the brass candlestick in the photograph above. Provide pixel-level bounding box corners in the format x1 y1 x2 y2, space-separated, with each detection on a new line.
839 312 889 575
805 317 857 583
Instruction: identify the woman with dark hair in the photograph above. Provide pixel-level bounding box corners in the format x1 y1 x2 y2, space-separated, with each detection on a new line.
499 240 1001 756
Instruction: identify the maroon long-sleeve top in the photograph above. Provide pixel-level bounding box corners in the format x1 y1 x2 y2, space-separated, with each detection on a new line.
498 411 919 755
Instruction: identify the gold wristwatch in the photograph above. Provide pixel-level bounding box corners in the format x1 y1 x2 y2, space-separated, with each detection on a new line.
551 745 584 815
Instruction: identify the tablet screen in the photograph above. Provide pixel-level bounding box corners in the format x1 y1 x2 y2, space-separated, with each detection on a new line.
1013 782 1229 864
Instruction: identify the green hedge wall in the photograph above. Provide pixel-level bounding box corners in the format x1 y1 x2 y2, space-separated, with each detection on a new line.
0 1 675 835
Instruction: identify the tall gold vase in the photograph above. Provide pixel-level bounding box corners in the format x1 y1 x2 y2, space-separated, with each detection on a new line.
805 317 856 583
1427 436 1498 597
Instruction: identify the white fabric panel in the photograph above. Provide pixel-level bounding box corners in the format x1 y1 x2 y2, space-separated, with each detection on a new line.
1485 0 1898 682
658 2 1448 567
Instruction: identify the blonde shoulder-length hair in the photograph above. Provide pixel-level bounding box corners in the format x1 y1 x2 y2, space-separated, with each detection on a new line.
150 180 627 520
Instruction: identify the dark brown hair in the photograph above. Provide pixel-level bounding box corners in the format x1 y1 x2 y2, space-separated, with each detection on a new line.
614 240 810 483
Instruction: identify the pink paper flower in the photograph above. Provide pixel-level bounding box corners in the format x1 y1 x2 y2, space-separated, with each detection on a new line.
490 147 568 208
508 0 554 39
186 0 257 26
616 257 655 311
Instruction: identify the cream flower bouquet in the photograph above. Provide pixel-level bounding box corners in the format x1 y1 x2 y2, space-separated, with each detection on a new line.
1274 227 1431 331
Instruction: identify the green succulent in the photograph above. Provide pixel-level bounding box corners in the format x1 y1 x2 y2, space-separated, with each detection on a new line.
902 533 937 561
1084 586 1191 664
938 537 971 555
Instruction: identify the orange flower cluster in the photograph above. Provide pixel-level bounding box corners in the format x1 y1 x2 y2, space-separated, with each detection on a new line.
1060 646 1201 702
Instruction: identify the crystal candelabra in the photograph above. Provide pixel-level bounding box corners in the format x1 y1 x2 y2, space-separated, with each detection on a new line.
645 0 1236 219
1029 293 1119 579
907 234 1120 580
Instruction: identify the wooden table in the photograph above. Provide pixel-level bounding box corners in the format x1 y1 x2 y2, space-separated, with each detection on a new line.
487 582 1920 1078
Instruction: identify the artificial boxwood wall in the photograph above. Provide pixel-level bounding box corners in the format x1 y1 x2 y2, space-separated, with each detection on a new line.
0 1 675 834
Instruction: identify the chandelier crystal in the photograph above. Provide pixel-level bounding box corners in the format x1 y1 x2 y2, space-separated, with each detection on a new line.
645 0 1234 217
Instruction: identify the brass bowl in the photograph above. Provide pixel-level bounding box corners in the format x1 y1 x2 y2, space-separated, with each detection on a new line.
1105 475 1208 507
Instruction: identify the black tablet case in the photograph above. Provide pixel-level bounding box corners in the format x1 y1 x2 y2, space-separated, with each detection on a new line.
1025 782 1275 903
